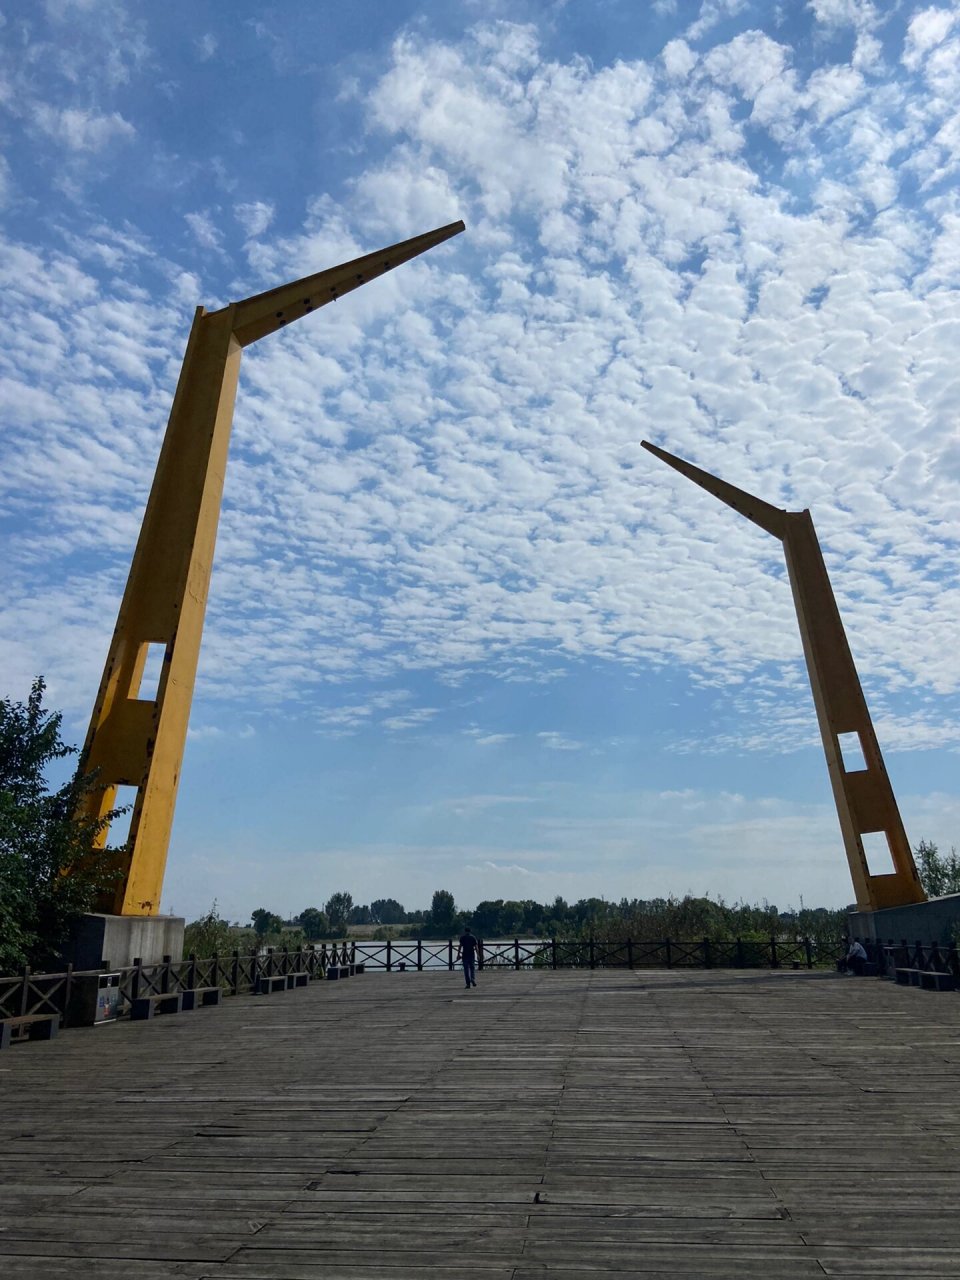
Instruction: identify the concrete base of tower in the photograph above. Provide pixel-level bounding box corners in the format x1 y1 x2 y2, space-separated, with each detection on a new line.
70 913 185 970
848 893 960 948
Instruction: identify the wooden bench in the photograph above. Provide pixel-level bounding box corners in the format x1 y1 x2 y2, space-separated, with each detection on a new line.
257 975 287 994
131 992 183 1020
0 1013 60 1050
181 986 223 1010
920 970 956 991
285 972 309 989
896 968 956 992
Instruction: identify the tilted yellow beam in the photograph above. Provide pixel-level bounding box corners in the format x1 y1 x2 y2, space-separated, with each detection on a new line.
641 439 926 913
79 220 465 916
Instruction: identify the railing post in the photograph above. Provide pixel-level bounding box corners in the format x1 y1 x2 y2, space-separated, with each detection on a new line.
735 937 745 968
251 946 260 991
385 940 392 972
514 938 521 970
131 957 143 1003
770 934 778 969
702 937 711 969
551 938 558 970
19 966 30 1016
161 955 171 994
64 962 74 1021
267 947 275 977
448 939 454 971
804 937 813 970
627 938 633 970
589 937 595 970
211 952 220 989
188 952 198 991
665 937 673 969
417 939 423 971
232 949 240 994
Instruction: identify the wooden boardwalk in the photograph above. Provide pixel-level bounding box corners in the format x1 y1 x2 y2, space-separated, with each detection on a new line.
2 967 959 1278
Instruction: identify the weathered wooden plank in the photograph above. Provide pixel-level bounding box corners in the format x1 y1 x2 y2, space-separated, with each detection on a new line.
2 967 959 1279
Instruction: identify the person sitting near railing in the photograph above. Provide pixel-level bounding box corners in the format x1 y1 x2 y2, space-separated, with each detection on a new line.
837 938 867 975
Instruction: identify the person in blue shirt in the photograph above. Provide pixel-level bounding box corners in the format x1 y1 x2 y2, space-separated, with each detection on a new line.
457 926 481 988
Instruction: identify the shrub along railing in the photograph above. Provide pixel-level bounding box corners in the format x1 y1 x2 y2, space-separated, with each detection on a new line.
1 934 826 1024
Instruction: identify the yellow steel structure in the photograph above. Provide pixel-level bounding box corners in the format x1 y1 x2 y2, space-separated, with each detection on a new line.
79 220 465 916
641 440 926 913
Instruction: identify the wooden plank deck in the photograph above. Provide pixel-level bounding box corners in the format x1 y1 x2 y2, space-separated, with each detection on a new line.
2 967 959 1278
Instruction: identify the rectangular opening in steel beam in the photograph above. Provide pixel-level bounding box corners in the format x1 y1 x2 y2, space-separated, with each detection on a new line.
135 642 166 702
838 731 867 772
862 830 896 877
107 785 139 849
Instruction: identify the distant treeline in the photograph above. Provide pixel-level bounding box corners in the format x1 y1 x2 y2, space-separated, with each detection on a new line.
183 890 849 960
182 840 960 961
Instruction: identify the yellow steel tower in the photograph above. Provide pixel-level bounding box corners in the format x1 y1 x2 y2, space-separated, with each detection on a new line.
642 440 925 913
79 220 465 916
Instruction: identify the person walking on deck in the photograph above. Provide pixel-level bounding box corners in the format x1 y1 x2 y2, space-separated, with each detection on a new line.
457 926 480 988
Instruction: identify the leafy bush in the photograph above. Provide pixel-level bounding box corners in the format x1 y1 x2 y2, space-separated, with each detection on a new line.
0 678 124 974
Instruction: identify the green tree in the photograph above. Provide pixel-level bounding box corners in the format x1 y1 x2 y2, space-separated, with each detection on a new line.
371 897 405 924
430 888 457 933
324 891 353 935
915 839 960 898
183 902 236 957
0 677 122 974
298 907 328 941
472 899 504 936
251 907 283 938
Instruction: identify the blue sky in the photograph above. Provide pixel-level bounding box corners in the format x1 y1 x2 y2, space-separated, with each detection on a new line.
2 0 959 922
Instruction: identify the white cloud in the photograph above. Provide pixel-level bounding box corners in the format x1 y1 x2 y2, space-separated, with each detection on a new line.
184 210 223 251
687 0 749 41
382 707 441 732
538 732 584 751
661 39 697 80
196 32 218 61
234 201 275 238
808 0 876 29
32 104 135 151
466 860 535 875
2 11 960 773
805 64 864 124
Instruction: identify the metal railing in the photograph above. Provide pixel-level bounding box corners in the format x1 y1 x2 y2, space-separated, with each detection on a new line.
1 934 828 1024
0 940 355 1023
351 933 818 972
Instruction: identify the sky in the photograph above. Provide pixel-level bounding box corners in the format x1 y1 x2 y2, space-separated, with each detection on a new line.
1 0 959 924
